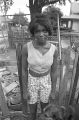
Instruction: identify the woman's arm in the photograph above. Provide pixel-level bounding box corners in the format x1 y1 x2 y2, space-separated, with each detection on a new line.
51 49 58 97
22 44 28 100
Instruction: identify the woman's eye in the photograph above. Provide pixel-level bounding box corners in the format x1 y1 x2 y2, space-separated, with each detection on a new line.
34 30 47 33
43 30 47 33
36 30 39 32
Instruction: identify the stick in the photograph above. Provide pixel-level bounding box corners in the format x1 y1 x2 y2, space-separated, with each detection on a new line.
57 13 63 105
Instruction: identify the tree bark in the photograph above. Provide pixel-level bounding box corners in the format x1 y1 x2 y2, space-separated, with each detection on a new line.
29 0 60 20
29 0 42 19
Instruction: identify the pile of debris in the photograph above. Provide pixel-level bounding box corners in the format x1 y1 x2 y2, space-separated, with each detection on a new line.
0 67 22 111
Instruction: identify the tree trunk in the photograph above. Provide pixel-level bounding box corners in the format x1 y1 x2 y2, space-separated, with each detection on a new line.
30 9 42 20
29 3 42 19
29 0 43 20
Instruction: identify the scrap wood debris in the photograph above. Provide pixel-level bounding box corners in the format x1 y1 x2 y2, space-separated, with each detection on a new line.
0 67 21 106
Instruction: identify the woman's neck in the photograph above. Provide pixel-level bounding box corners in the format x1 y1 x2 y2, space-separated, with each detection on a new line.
33 40 47 48
32 40 50 50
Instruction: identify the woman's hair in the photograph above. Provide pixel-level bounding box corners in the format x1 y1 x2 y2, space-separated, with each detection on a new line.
28 13 53 36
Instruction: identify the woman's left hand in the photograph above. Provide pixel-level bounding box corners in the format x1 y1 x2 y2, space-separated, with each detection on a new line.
49 91 56 100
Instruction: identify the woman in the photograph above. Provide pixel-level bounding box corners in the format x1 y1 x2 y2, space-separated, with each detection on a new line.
22 13 58 120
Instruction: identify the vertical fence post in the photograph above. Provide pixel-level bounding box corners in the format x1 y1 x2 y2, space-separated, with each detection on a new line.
57 13 63 105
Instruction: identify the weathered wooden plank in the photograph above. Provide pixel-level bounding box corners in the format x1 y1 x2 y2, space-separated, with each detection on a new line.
68 52 79 105
0 80 9 117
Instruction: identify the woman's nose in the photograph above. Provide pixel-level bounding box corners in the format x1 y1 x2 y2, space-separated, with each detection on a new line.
39 32 44 36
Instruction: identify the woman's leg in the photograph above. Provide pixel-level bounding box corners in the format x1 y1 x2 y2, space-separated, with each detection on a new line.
40 74 51 112
40 102 49 112
28 74 38 120
29 103 37 120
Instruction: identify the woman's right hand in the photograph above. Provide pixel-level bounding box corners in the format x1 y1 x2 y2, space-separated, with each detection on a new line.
23 91 30 101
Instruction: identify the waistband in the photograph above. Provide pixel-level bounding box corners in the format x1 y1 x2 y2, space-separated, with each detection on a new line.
29 69 50 77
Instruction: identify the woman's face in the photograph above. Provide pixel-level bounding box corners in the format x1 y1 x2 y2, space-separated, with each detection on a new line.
34 24 49 46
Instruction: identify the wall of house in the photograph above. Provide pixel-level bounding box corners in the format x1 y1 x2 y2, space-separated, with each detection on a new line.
70 2 79 32
72 20 79 32
70 2 79 14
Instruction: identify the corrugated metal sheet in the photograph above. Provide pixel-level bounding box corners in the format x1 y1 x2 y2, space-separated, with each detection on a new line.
62 15 79 20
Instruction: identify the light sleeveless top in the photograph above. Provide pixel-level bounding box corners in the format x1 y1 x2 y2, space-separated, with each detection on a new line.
27 41 56 74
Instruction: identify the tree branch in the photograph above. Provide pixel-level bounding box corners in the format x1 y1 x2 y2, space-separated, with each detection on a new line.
29 0 33 8
34 0 40 6
41 0 59 7
68 0 71 3
29 0 40 9
26 3 29 8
